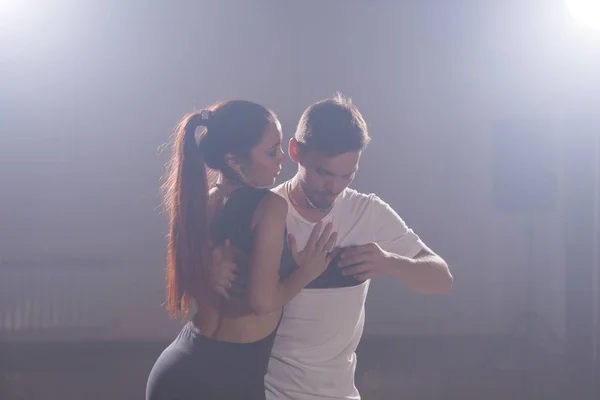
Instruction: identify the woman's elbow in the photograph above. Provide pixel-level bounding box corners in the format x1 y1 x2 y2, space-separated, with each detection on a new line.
249 296 279 316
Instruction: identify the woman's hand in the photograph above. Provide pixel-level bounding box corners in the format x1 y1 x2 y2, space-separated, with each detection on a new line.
288 221 337 282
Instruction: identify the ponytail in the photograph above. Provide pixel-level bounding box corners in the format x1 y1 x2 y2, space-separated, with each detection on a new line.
162 101 274 318
164 112 211 318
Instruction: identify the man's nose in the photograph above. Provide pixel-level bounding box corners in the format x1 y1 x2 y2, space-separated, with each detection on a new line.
326 178 345 194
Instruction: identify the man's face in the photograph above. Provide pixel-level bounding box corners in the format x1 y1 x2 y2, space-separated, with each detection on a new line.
297 149 361 210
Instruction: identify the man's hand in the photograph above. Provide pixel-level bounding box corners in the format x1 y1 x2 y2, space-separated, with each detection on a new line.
337 243 398 281
339 243 453 293
209 239 248 300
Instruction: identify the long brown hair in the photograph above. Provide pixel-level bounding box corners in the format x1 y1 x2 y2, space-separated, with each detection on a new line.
162 100 277 318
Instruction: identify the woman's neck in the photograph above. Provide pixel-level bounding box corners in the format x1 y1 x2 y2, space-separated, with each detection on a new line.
214 177 245 197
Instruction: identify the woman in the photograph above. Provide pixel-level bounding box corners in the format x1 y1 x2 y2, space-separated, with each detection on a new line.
146 100 337 400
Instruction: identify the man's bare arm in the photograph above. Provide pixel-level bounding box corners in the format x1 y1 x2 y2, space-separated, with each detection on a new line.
388 244 453 294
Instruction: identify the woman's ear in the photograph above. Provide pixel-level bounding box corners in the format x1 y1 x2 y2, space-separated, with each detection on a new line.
224 153 242 175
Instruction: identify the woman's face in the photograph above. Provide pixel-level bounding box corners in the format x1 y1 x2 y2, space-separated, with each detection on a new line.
238 120 285 187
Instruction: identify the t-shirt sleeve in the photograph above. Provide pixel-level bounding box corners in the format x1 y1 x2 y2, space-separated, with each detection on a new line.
369 194 424 259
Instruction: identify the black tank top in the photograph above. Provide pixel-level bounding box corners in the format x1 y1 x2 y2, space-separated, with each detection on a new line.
211 186 294 281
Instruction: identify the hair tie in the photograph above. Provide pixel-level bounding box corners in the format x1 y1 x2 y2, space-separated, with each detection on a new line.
186 110 213 148
199 109 213 124
187 109 213 131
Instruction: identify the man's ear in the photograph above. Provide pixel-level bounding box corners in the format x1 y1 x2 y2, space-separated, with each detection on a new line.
224 153 243 175
288 138 301 163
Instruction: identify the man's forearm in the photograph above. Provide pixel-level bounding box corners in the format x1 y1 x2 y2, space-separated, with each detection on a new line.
388 251 453 295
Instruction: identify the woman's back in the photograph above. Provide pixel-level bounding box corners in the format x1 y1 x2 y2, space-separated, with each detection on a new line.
196 186 294 343
147 187 293 400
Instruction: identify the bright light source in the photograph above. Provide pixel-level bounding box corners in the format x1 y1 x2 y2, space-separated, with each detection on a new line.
565 0 600 30
0 0 34 30
0 0 24 24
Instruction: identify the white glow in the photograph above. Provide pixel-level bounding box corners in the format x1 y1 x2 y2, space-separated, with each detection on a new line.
0 0 45 35
0 0 27 27
565 0 600 30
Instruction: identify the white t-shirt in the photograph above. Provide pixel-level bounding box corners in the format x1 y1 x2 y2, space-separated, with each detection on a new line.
265 184 424 400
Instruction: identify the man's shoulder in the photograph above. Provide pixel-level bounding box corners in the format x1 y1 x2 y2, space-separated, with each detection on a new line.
270 183 388 209
272 183 286 196
336 189 398 223
339 188 384 207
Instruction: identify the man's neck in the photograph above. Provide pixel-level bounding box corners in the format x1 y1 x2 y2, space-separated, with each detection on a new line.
286 177 333 222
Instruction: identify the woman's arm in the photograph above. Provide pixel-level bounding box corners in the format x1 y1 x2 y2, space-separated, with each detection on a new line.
247 192 333 315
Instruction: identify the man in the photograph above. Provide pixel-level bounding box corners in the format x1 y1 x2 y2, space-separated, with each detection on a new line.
214 93 453 399
263 93 453 399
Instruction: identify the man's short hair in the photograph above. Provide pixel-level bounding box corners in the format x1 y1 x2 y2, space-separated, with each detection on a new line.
294 92 370 157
